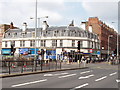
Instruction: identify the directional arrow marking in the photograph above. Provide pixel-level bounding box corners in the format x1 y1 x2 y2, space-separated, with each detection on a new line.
79 74 94 79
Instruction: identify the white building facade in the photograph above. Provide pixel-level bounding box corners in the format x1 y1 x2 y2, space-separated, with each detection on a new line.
2 25 100 60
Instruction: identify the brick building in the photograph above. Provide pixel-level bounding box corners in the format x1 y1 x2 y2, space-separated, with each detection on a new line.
0 22 18 55
81 17 117 58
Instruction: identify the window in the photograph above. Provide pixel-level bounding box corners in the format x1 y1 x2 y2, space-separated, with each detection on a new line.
90 41 92 48
30 40 35 47
61 30 64 36
40 40 46 47
32 32 35 37
20 41 25 47
23 41 25 47
8 33 10 35
41 40 44 47
52 40 57 47
5 41 7 47
14 33 17 35
54 31 57 36
44 40 46 47
60 40 63 47
80 41 83 48
20 41 22 47
72 40 75 47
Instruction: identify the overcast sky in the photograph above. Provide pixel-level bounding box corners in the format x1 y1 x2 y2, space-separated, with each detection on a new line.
0 0 119 31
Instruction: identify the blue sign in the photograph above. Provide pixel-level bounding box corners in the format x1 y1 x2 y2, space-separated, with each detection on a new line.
97 51 101 55
19 48 28 54
29 48 39 55
2 49 11 55
46 50 56 60
19 48 39 55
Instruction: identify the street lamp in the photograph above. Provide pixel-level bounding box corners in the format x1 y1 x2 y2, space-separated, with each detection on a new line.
30 16 48 29
108 35 113 58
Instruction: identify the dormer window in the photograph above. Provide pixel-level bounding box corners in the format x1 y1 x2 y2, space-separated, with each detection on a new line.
8 33 10 35
14 33 17 35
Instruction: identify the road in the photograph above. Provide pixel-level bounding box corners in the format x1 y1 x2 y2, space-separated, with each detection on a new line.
2 62 119 89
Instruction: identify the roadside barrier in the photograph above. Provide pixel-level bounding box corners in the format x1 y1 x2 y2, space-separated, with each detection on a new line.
0 60 84 75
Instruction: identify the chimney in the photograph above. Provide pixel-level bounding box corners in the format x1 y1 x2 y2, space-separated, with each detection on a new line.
69 20 74 26
10 22 14 29
88 25 93 32
80 22 86 30
42 21 49 30
22 22 27 32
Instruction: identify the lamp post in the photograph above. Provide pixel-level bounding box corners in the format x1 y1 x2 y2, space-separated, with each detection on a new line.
111 22 119 62
33 0 48 61
34 0 37 61
108 35 113 58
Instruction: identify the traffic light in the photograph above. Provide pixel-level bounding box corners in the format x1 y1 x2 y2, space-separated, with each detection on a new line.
11 44 16 55
77 41 80 50
41 49 45 55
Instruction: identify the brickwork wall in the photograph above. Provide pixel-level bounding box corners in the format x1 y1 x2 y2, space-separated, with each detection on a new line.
85 17 117 52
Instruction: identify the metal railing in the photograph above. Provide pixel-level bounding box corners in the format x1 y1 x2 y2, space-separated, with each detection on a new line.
0 59 83 75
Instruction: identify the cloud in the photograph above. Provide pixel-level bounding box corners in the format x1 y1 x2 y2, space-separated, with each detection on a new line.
0 0 65 28
82 1 118 30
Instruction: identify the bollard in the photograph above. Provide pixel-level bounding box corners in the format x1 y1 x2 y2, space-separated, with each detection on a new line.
79 60 80 68
60 60 61 69
49 60 50 70
34 60 37 71
8 61 11 74
56 60 57 70
41 60 42 71
32 61 33 72
21 61 24 73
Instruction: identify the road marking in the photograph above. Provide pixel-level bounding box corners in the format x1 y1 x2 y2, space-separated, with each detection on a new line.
44 73 68 76
54 73 68 76
80 70 92 74
97 67 101 69
109 72 117 76
44 74 53 76
58 74 76 78
11 79 47 87
73 83 89 89
79 74 94 79
116 79 120 83
95 76 107 82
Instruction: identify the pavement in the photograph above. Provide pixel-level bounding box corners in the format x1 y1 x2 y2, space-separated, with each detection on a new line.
1 62 119 89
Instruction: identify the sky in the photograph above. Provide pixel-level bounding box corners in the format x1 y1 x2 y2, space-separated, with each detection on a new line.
0 0 119 32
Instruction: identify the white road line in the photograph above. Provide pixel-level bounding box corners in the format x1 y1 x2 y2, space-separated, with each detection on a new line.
74 83 89 89
11 79 47 87
54 73 68 76
80 70 92 74
44 73 68 76
44 74 53 76
109 72 117 76
116 79 120 83
58 74 76 78
95 76 107 82
79 74 94 79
